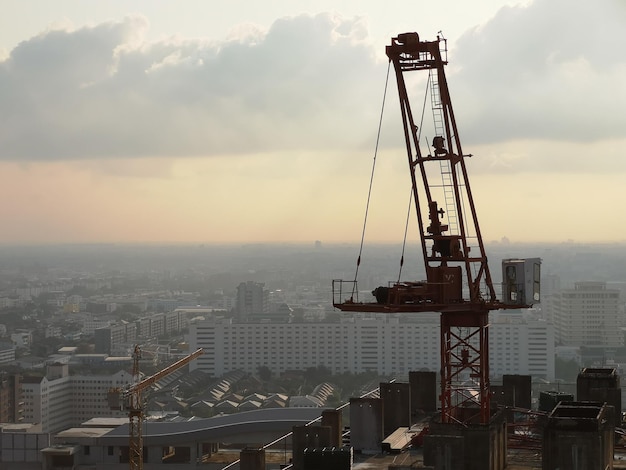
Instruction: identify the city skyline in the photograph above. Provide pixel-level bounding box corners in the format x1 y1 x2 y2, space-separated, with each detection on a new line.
1 0 624 245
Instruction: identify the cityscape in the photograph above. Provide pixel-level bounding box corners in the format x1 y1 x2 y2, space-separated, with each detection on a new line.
0 241 625 468
1 0 624 469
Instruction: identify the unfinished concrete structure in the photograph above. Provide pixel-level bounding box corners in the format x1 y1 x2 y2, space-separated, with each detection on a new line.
490 374 532 436
577 367 622 427
542 401 614 470
539 390 574 413
291 424 332 470
423 411 507 470
321 409 343 447
380 382 411 437
349 397 383 453
409 371 437 420
302 447 352 470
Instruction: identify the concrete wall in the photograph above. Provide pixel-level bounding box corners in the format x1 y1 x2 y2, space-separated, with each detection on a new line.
409 371 437 418
1 432 48 463
424 411 506 470
542 401 614 470
349 398 382 453
380 382 410 437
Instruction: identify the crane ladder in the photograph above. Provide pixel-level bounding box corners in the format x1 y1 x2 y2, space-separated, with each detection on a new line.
429 70 459 236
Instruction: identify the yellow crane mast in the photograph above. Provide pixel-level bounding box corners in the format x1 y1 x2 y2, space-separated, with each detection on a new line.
108 346 204 470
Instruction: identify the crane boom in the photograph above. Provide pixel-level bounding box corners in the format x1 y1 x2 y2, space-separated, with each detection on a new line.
127 347 204 395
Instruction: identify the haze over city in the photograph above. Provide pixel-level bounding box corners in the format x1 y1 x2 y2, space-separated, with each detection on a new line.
1 0 624 245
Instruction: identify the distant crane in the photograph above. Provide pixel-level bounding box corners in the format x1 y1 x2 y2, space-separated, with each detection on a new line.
108 345 204 470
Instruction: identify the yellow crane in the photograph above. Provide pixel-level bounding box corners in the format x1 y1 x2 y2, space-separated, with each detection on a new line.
109 345 204 470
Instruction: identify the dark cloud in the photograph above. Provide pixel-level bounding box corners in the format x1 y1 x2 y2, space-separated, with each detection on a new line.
0 14 382 160
0 2 624 164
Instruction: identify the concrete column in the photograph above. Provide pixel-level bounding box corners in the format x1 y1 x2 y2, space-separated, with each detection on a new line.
240 447 265 470
321 409 343 447
189 442 198 465
503 374 532 409
409 371 437 420
349 397 382 453
380 382 411 437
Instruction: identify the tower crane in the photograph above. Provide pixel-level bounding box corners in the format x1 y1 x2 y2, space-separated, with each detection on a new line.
108 346 204 470
333 33 540 425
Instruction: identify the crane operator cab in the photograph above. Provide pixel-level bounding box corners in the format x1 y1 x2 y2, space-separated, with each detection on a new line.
502 258 541 306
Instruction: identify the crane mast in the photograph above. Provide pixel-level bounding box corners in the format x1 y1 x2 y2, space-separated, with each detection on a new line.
109 346 204 470
333 33 536 426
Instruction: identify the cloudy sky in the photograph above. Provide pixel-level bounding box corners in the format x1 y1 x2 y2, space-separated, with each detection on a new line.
0 0 624 245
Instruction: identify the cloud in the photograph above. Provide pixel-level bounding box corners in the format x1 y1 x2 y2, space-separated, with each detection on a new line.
450 0 626 145
0 1 624 174
0 13 382 161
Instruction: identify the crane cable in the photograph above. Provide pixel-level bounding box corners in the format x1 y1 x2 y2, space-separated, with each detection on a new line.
352 61 391 297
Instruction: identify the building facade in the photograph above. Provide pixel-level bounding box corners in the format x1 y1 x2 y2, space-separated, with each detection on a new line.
189 312 555 380
21 364 132 433
235 281 269 320
549 281 622 347
0 372 22 423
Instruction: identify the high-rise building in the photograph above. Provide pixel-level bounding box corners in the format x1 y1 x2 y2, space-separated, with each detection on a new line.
549 281 621 348
0 372 21 423
235 281 269 320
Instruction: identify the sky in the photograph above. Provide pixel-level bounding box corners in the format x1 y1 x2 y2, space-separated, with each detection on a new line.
0 0 625 245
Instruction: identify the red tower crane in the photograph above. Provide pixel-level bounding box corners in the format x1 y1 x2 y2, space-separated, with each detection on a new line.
333 33 539 426
109 346 204 470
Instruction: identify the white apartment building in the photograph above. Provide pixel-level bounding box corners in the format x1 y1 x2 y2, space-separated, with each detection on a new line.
82 318 114 336
189 312 555 381
489 313 555 379
548 281 622 347
71 370 133 425
21 363 132 433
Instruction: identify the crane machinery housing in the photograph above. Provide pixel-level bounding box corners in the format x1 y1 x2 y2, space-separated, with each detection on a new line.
108 346 204 470
332 32 540 433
